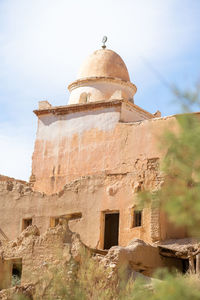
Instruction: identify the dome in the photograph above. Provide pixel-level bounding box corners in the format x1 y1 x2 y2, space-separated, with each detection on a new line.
77 49 130 82
68 48 137 105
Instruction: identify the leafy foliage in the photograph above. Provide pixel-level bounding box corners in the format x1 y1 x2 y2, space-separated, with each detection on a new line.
160 114 200 235
32 260 200 300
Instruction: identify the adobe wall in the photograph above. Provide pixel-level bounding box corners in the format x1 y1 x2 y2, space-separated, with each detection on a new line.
31 104 121 194
0 108 188 248
0 225 183 298
31 104 171 195
0 260 12 290
0 167 187 249
0 173 153 247
0 225 72 298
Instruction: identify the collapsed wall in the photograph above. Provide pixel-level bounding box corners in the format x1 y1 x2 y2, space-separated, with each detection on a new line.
0 164 187 251
0 223 183 299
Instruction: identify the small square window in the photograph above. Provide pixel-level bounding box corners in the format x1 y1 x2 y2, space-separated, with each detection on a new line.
133 210 142 227
22 218 32 231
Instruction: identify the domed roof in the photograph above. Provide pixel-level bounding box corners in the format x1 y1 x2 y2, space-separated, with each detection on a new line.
77 49 130 82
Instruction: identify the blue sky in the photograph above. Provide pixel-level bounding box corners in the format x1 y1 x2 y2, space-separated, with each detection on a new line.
0 0 200 180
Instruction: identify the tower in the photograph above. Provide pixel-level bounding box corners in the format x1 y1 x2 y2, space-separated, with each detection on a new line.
31 44 155 194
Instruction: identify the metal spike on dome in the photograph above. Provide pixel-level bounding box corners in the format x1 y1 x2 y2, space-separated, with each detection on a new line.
102 36 107 49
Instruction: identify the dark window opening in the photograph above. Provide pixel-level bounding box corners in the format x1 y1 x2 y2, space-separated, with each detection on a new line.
133 210 142 227
12 260 22 287
104 213 119 250
22 218 32 231
54 218 59 226
182 259 189 274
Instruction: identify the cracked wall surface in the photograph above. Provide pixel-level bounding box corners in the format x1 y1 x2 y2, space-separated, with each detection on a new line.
0 224 72 296
0 224 183 299
0 107 188 252
31 103 172 195
0 160 186 250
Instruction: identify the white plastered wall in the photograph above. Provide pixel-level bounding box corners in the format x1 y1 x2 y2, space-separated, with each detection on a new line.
68 81 134 105
37 107 121 142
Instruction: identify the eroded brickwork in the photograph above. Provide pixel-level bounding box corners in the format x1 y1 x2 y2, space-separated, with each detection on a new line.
0 152 185 250
0 224 183 299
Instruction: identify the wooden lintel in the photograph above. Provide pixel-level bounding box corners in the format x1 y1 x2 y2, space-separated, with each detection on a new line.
159 248 188 259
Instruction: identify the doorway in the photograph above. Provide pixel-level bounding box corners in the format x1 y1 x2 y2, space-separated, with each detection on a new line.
12 259 22 286
104 212 119 250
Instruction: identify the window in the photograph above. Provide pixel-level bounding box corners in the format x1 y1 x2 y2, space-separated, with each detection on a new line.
12 259 22 286
50 217 60 227
54 218 59 226
79 92 88 104
22 218 32 231
133 210 142 227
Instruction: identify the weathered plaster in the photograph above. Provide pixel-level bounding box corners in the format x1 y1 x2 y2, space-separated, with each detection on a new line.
68 78 136 104
31 100 157 194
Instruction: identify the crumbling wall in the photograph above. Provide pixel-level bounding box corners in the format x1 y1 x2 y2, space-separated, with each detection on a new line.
0 225 184 299
0 225 72 294
31 110 177 195
0 259 12 290
100 238 183 277
0 284 35 299
0 167 158 248
0 152 187 250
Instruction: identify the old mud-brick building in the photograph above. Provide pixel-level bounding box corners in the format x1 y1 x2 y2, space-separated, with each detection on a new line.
1 43 197 295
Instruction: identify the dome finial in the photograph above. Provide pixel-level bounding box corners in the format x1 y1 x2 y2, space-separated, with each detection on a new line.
102 36 107 49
